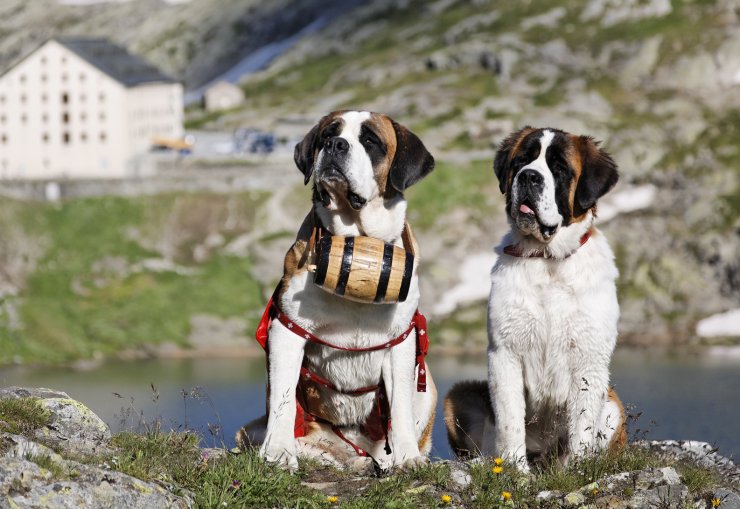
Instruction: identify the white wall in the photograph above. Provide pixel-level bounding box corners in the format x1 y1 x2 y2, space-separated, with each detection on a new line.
0 40 183 180
125 81 183 177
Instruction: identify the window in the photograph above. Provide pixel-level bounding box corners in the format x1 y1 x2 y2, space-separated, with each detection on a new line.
99 92 105 102
63 132 70 144
80 132 87 143
99 132 106 143
42 113 48 123
80 94 86 103
41 74 47 83
62 112 70 124
40 56 47 65
61 56 67 65
0 95 4 104
99 112 106 122
0 115 5 124
80 112 87 122
21 114 27 124
61 92 69 104
42 133 49 143
41 93 48 103
61 73 68 82
20 94 27 103
79 73 86 82
1 134 7 144
19 74 26 83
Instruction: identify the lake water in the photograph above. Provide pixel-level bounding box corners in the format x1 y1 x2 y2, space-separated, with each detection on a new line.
1 349 738 460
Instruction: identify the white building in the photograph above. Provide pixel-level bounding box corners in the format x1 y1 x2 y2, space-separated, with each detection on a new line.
203 80 245 112
0 38 183 179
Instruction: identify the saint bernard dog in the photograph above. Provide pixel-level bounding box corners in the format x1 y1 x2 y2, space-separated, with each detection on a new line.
444 127 627 470
237 110 437 472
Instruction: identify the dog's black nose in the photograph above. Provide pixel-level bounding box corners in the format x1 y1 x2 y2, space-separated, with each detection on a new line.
518 169 544 190
325 136 349 156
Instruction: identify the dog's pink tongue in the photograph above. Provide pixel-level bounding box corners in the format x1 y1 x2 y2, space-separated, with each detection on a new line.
519 203 534 215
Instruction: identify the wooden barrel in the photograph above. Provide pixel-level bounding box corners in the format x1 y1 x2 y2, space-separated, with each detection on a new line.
312 235 414 304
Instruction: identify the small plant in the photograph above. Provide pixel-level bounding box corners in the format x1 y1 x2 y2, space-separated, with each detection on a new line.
0 397 51 437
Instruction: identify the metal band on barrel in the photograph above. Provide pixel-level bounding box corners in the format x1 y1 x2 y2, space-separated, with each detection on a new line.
374 243 395 303
313 236 332 286
398 252 414 302
334 237 354 296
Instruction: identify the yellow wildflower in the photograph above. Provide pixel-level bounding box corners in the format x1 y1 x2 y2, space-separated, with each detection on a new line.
327 496 338 504
711 498 722 507
592 488 599 496
492 466 503 474
502 491 512 501
494 457 504 466
440 494 452 505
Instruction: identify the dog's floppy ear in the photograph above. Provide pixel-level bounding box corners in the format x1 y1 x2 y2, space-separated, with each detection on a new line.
574 136 619 214
389 120 435 193
493 127 531 194
294 123 321 185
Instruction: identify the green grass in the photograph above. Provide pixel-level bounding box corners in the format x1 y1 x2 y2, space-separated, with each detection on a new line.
1 404 730 509
0 397 51 437
110 428 325 508
0 192 268 365
405 159 499 231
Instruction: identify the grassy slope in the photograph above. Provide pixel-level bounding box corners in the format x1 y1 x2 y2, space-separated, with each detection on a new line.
0 193 267 365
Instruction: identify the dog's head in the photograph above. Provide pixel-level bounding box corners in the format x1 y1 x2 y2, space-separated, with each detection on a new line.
294 110 434 211
493 127 618 243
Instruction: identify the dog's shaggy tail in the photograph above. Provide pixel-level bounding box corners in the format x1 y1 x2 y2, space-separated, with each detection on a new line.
443 380 493 460
235 414 267 450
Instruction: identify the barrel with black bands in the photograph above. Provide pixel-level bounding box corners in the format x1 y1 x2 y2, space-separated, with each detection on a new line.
313 235 414 304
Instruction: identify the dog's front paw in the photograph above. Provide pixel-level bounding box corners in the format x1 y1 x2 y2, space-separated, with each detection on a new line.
391 441 425 469
397 455 429 471
260 441 299 472
500 452 530 473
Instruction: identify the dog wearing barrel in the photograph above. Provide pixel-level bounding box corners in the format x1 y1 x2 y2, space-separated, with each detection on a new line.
238 110 437 472
444 127 627 471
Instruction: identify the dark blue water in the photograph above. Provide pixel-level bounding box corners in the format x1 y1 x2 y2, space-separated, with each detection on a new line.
1 349 737 460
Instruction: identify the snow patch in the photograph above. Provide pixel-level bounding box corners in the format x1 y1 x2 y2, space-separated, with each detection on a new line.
696 308 740 338
432 252 497 316
596 184 656 224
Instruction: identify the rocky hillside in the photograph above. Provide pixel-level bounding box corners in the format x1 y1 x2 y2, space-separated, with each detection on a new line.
1 0 738 355
191 0 740 347
0 0 355 88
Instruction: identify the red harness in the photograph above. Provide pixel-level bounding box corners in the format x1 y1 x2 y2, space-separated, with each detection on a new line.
255 285 429 457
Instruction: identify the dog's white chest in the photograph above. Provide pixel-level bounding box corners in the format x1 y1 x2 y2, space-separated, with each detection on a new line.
489 237 619 408
279 270 420 425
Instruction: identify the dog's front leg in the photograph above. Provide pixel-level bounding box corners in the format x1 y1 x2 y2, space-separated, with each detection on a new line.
385 330 425 469
487 344 529 471
567 367 610 459
260 321 306 472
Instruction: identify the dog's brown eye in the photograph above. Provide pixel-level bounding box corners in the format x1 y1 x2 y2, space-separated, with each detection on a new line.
362 136 375 146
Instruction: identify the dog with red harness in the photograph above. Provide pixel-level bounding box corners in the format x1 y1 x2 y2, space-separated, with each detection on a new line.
237 111 437 472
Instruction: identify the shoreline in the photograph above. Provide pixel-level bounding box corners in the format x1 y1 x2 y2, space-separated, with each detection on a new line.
1 341 740 372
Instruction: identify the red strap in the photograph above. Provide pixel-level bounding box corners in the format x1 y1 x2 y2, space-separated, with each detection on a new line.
255 295 275 349
274 304 415 353
414 311 429 392
504 230 592 258
299 367 380 395
331 425 369 457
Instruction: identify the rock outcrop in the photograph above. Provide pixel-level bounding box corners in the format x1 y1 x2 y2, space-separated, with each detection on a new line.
0 387 191 508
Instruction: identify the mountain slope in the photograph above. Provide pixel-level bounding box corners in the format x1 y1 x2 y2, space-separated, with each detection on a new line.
202 0 740 346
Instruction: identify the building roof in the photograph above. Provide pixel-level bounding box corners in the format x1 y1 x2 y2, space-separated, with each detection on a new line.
55 37 176 87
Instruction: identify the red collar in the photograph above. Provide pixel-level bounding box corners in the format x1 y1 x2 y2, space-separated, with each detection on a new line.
503 230 592 259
